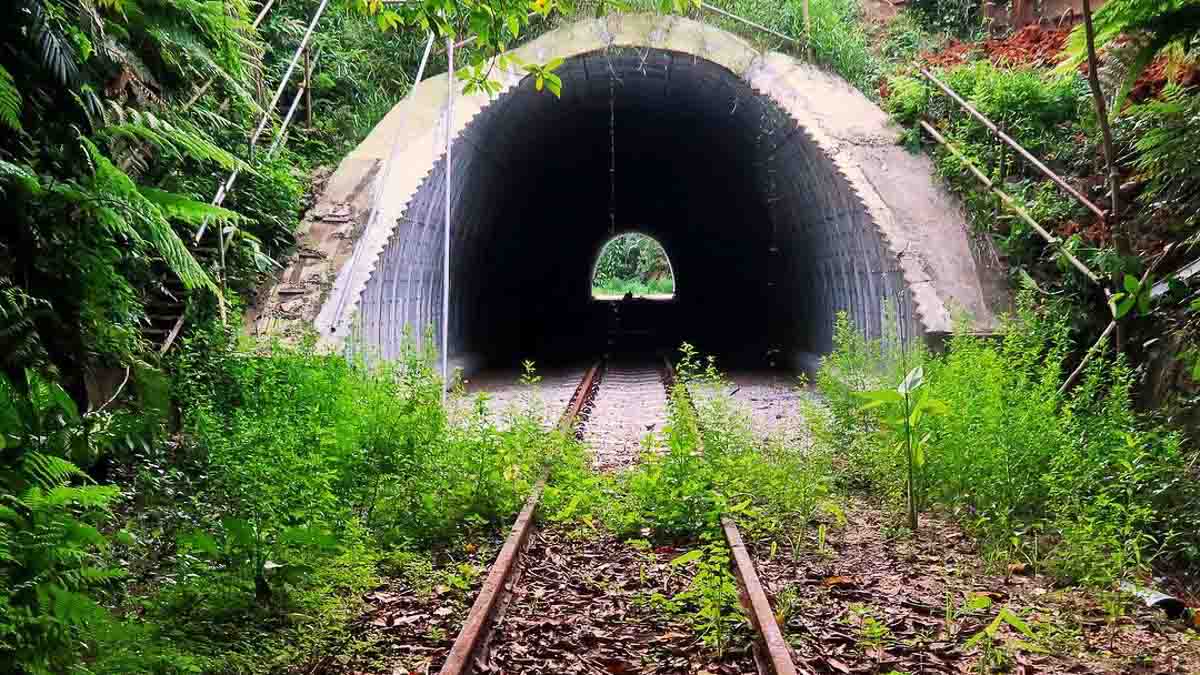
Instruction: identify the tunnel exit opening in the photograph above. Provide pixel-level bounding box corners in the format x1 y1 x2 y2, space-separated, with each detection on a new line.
591 232 676 302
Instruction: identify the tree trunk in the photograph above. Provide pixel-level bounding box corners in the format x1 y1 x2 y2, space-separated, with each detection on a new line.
1081 0 1128 349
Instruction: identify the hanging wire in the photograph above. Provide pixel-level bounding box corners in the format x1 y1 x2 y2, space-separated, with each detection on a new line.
608 72 616 236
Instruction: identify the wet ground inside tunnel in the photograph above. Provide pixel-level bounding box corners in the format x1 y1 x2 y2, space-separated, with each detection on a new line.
353 47 917 374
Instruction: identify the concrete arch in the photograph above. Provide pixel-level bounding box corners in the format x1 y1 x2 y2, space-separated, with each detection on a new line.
301 13 1003 370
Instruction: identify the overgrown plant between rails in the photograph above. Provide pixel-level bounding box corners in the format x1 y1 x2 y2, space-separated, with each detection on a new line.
811 296 1199 586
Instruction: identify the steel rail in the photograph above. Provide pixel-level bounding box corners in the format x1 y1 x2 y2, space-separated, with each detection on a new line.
438 362 602 675
919 67 1108 222
662 357 798 675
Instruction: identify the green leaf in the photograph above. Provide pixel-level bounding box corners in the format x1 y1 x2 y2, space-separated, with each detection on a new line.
1124 274 1140 294
179 530 219 555
897 366 924 395
997 608 1035 638
0 65 23 132
1116 295 1136 319
670 549 703 566
545 57 564 72
964 593 994 611
729 498 752 513
221 517 255 549
856 390 903 404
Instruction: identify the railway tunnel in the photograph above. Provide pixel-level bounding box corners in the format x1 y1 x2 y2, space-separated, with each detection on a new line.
298 15 1004 375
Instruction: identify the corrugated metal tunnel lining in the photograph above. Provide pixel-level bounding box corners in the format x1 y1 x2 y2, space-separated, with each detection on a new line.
355 48 915 369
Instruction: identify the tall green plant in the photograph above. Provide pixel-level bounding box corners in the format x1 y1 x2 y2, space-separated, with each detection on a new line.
857 366 946 531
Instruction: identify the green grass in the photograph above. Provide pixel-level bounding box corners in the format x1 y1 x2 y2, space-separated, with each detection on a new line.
592 276 675 298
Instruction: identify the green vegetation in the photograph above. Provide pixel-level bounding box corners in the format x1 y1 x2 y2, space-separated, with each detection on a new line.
3 329 583 673
4 0 1200 670
592 232 675 298
812 301 1199 586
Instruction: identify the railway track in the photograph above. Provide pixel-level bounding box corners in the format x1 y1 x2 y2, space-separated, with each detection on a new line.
437 357 797 675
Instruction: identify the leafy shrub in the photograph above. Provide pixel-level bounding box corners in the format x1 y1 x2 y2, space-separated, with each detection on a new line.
549 344 834 542
814 296 1200 584
881 10 941 61
805 0 883 95
592 233 673 296
1 372 123 674
909 0 982 37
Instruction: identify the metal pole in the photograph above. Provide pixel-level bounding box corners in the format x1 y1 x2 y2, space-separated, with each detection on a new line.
442 36 454 396
699 2 799 44
919 68 1108 222
918 120 1101 284
304 48 313 128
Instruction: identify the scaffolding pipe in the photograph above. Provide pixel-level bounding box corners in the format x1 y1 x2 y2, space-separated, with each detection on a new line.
442 36 455 396
698 2 799 44
196 0 331 243
919 67 1108 222
918 120 1101 284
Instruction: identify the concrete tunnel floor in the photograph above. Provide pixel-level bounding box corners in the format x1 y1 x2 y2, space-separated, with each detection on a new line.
354 47 920 373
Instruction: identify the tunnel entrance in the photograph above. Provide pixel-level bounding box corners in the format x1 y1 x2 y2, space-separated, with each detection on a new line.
349 43 935 373
591 233 676 301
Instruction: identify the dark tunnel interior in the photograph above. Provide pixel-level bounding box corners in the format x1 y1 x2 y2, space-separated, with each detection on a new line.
354 48 915 372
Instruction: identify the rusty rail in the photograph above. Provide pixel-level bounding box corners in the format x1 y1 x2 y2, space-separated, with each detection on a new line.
438 361 601 675
723 517 799 675
663 356 798 675
918 67 1108 222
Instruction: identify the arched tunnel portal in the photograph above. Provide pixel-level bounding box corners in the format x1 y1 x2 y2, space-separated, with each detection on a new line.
308 16 1004 374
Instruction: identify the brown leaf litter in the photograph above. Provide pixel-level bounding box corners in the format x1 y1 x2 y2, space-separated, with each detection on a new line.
484 527 756 674
747 498 1200 675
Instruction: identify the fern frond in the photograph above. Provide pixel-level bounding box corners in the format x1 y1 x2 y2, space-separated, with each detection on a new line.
22 452 88 490
145 23 261 112
0 64 22 132
76 138 219 293
29 0 81 88
1060 0 1200 118
99 108 251 173
20 484 119 511
139 187 241 225
0 160 40 196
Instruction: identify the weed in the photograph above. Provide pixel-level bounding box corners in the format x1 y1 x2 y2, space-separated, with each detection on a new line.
815 294 1200 585
662 542 747 656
